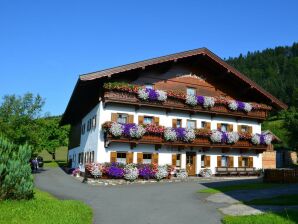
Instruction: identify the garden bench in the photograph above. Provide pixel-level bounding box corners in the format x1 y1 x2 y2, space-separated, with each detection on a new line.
215 167 229 176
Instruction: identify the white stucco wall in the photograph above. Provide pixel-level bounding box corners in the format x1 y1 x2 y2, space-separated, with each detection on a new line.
68 101 263 174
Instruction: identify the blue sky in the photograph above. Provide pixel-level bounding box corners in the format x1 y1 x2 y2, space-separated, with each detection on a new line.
1 1 298 116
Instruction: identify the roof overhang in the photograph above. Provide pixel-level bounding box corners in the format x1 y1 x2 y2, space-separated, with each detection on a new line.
60 48 287 126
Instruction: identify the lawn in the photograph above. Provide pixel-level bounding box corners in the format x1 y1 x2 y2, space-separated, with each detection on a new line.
247 194 298 206
43 160 67 168
223 210 298 224
0 189 92 224
199 182 283 194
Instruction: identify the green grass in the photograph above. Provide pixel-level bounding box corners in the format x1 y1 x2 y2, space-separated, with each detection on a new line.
199 182 283 194
223 210 298 224
0 189 92 224
247 194 298 206
43 160 67 168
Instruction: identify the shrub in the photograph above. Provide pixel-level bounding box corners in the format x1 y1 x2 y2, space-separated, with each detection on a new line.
0 135 34 200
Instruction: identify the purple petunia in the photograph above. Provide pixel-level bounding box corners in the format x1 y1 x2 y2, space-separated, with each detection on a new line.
146 88 158 101
108 165 125 178
236 101 245 111
123 123 136 136
196 96 204 105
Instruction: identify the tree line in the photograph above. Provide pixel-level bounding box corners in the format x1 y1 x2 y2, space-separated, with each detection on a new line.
0 93 69 158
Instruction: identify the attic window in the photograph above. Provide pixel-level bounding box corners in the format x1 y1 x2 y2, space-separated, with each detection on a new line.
145 84 153 89
187 87 196 96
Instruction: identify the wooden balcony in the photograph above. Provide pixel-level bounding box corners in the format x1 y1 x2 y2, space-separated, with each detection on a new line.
106 134 267 151
103 91 269 120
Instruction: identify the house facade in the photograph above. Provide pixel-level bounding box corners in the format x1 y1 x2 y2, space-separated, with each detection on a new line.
61 48 286 175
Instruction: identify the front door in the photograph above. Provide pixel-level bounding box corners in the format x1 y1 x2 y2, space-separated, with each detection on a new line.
186 152 196 176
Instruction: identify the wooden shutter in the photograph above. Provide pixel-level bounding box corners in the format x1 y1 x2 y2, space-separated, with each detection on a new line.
238 157 243 167
137 153 143 164
111 113 118 122
126 152 133 164
206 122 211 130
248 157 253 168
138 116 144 124
205 156 211 167
237 125 242 132
248 126 253 134
110 152 117 163
217 123 221 130
172 154 177 166
227 124 233 132
152 153 159 164
228 156 234 167
217 156 222 167
128 114 134 123
154 117 160 125
172 119 177 128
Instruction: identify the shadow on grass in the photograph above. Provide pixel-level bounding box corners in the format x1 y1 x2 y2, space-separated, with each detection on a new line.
198 178 298 223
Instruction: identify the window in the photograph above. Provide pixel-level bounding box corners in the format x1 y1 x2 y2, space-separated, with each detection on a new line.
81 123 86 135
220 123 228 132
221 156 228 167
187 120 196 129
116 152 126 164
242 157 249 167
92 116 96 128
143 153 152 164
144 116 153 125
187 87 196 96
176 119 182 128
145 84 153 89
117 113 128 124
176 154 181 167
239 125 251 133
91 151 94 163
201 155 205 167
87 119 92 131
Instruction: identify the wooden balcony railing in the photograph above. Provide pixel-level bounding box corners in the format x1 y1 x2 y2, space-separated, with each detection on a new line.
105 133 267 151
104 91 269 120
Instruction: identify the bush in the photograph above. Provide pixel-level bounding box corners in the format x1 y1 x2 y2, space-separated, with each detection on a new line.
0 135 34 200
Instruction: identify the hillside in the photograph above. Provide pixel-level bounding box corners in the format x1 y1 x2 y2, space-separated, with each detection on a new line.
226 43 298 150
226 43 298 108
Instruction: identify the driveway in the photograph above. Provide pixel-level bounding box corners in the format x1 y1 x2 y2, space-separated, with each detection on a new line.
34 168 222 224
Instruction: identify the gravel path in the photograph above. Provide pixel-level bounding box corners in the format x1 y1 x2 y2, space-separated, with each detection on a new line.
35 168 223 224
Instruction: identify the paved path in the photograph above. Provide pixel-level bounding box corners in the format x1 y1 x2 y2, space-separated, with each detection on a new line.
34 168 222 224
206 183 298 216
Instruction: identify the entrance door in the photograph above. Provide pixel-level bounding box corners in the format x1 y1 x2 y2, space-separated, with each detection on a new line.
186 152 196 176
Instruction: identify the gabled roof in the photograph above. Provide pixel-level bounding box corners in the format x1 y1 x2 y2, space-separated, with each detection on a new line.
61 47 287 125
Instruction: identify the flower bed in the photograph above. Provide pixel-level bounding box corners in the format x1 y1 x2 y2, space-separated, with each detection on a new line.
103 82 271 112
83 162 175 181
102 121 274 145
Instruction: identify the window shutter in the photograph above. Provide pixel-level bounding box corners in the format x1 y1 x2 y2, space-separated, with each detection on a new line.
110 152 117 163
248 126 253 134
228 124 233 132
152 153 159 164
128 114 134 123
126 152 133 164
154 117 160 125
137 153 143 164
237 125 242 133
111 113 118 122
172 154 177 166
205 156 211 167
172 119 177 128
206 122 211 130
217 123 221 130
228 156 234 167
138 116 144 124
238 157 243 167
248 157 253 168
217 156 222 167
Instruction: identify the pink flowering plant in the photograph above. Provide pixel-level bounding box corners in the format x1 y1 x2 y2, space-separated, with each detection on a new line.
103 121 273 146
103 82 271 111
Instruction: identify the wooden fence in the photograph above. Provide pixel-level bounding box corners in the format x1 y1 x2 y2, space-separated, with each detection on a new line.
264 169 298 183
